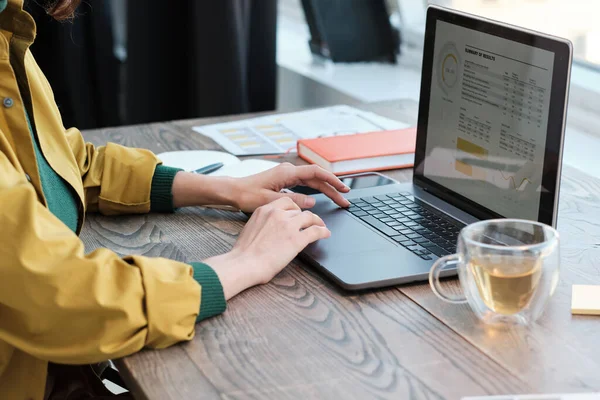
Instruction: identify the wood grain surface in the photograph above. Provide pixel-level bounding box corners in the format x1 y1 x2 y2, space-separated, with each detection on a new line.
79 100 600 399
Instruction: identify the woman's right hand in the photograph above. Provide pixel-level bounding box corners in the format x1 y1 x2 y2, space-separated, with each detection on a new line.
204 197 331 300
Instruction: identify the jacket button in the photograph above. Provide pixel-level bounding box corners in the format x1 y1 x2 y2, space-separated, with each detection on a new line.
3 97 13 108
25 173 31 182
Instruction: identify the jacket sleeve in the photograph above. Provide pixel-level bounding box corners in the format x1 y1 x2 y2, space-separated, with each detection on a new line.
64 127 166 215
0 151 202 365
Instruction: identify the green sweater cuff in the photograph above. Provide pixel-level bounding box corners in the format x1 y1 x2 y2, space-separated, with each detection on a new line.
150 165 182 213
190 262 227 322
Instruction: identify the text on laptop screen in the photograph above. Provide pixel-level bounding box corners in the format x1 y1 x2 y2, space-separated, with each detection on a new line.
424 20 555 220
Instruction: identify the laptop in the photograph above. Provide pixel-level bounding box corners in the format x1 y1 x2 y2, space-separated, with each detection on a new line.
299 5 573 290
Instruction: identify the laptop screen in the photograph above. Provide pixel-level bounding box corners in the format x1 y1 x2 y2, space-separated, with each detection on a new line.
422 19 555 220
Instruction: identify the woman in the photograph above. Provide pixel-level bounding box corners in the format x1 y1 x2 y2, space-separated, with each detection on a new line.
0 0 350 398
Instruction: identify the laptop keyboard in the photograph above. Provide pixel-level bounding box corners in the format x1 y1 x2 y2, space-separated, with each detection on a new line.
346 192 465 261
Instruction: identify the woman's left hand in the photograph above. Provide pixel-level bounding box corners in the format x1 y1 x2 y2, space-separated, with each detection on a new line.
232 163 351 212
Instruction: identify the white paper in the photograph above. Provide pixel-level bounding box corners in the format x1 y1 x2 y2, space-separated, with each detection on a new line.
209 159 279 178
156 150 240 172
192 105 410 156
156 150 278 178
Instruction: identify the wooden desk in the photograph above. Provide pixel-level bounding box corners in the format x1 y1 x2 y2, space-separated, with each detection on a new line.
80 101 600 399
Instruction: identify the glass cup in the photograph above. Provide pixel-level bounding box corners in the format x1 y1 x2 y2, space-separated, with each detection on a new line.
429 219 560 326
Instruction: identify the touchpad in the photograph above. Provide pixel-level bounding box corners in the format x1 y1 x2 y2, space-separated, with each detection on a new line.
305 205 394 257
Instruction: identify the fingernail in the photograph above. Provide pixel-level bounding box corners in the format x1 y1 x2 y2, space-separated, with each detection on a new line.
305 197 316 207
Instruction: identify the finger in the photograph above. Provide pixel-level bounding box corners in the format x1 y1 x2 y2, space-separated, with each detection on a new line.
300 226 331 246
294 210 326 229
275 191 316 209
296 165 350 193
303 179 350 208
268 196 302 211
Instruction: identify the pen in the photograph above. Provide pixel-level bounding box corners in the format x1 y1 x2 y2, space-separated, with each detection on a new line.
193 162 224 175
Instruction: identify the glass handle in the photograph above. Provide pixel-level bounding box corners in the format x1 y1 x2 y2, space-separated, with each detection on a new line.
429 254 467 304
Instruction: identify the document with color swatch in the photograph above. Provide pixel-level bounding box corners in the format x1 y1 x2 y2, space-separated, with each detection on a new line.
192 105 409 156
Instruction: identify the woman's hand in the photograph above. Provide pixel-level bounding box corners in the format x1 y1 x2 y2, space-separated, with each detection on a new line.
204 197 330 300
233 163 351 212
171 163 350 211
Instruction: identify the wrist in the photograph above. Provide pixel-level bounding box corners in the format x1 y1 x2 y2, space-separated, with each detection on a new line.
172 172 241 208
204 250 260 300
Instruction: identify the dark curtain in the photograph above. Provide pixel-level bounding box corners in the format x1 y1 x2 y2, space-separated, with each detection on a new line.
125 0 277 125
25 1 121 130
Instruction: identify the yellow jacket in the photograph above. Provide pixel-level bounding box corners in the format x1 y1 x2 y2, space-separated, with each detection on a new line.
0 1 222 398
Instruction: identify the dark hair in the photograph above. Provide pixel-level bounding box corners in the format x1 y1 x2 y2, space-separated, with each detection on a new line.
47 0 81 20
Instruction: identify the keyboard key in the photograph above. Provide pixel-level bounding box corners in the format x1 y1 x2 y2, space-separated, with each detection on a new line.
418 240 435 247
372 202 386 208
404 222 418 227
359 216 399 237
388 193 403 199
374 195 390 201
406 232 421 239
351 211 368 217
382 199 396 205
414 237 429 244
424 244 448 257
423 232 437 239
371 213 386 219
361 197 378 204
387 221 402 227
383 209 397 215
413 245 429 253
420 255 433 260
442 243 456 251
362 206 376 212
379 206 393 211
396 228 412 234
391 234 407 242
394 216 410 222
400 240 416 247
380 217 394 223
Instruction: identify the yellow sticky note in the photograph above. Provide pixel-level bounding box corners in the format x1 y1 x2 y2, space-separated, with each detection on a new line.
571 285 600 315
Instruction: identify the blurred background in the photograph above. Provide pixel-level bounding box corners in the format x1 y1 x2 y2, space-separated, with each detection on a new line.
28 0 599 131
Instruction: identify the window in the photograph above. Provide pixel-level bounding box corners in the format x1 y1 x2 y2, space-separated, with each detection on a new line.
395 0 600 68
